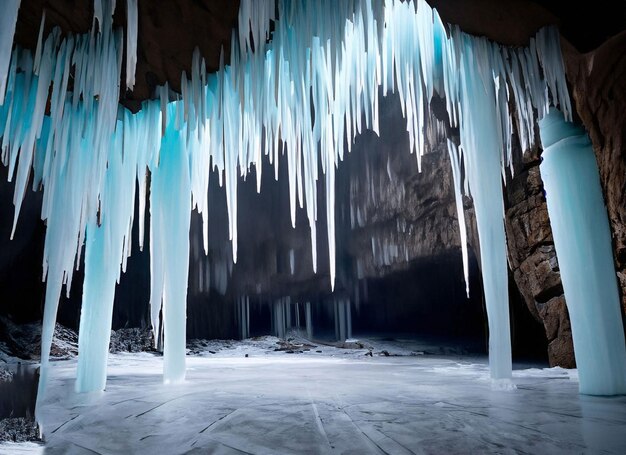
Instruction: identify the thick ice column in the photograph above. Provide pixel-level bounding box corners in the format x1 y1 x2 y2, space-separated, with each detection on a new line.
151 105 191 384
539 109 626 395
75 118 137 393
75 222 116 393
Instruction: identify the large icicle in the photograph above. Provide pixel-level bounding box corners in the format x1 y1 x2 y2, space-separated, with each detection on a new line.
125 0 138 90
539 109 626 395
447 139 469 297
150 102 191 383
445 29 512 380
0 0 20 105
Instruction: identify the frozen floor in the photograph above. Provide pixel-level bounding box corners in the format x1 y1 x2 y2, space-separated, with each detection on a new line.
2 338 626 454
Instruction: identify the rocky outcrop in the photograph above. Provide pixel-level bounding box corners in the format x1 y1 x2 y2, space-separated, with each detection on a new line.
538 296 575 368
109 327 155 353
0 418 40 443
0 317 78 360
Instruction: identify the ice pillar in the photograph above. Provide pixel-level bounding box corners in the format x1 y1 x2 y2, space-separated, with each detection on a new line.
76 122 136 393
75 223 117 393
151 106 191 384
539 109 626 395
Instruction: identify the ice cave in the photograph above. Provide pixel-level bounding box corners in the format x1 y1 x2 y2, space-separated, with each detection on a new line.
1 0 625 453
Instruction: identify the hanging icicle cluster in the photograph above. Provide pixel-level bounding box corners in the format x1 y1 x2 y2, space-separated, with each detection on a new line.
0 0 572 394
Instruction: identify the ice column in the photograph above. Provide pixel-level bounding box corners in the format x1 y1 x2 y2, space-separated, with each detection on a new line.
150 103 191 383
75 223 118 393
76 113 142 393
75 127 125 393
454 32 512 379
539 109 626 395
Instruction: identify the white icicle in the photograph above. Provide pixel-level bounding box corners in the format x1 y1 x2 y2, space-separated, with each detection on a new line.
125 0 138 90
0 0 21 106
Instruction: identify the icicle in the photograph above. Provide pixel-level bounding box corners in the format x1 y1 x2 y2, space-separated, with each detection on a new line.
150 102 191 383
125 0 138 90
0 0 21 105
33 11 46 75
447 140 469 297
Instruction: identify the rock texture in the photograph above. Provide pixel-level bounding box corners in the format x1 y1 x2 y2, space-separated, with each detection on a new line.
0 317 78 360
0 418 40 443
109 327 155 353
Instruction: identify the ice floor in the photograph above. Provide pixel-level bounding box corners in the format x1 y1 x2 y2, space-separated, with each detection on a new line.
2 337 626 454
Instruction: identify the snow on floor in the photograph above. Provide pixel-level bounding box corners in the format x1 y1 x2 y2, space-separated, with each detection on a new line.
2 337 626 454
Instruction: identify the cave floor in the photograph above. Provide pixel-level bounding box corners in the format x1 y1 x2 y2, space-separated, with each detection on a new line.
2 337 626 454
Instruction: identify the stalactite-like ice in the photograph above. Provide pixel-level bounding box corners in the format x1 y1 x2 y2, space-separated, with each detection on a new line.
0 0 21 105
125 0 138 90
539 109 626 395
447 140 469 297
238 0 275 55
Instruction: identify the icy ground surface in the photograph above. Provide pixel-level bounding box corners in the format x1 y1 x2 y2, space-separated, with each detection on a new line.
2 337 626 454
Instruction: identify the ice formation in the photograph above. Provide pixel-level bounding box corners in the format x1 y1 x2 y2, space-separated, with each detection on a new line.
1 0 612 399
125 0 138 90
0 0 21 106
539 109 626 396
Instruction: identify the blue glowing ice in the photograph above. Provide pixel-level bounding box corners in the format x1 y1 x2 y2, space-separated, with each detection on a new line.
539 109 626 395
1 0 613 403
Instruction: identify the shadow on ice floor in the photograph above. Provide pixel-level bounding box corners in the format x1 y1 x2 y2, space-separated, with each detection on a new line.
1 337 625 455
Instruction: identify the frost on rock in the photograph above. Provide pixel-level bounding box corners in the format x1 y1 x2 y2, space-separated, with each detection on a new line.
0 0 581 398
